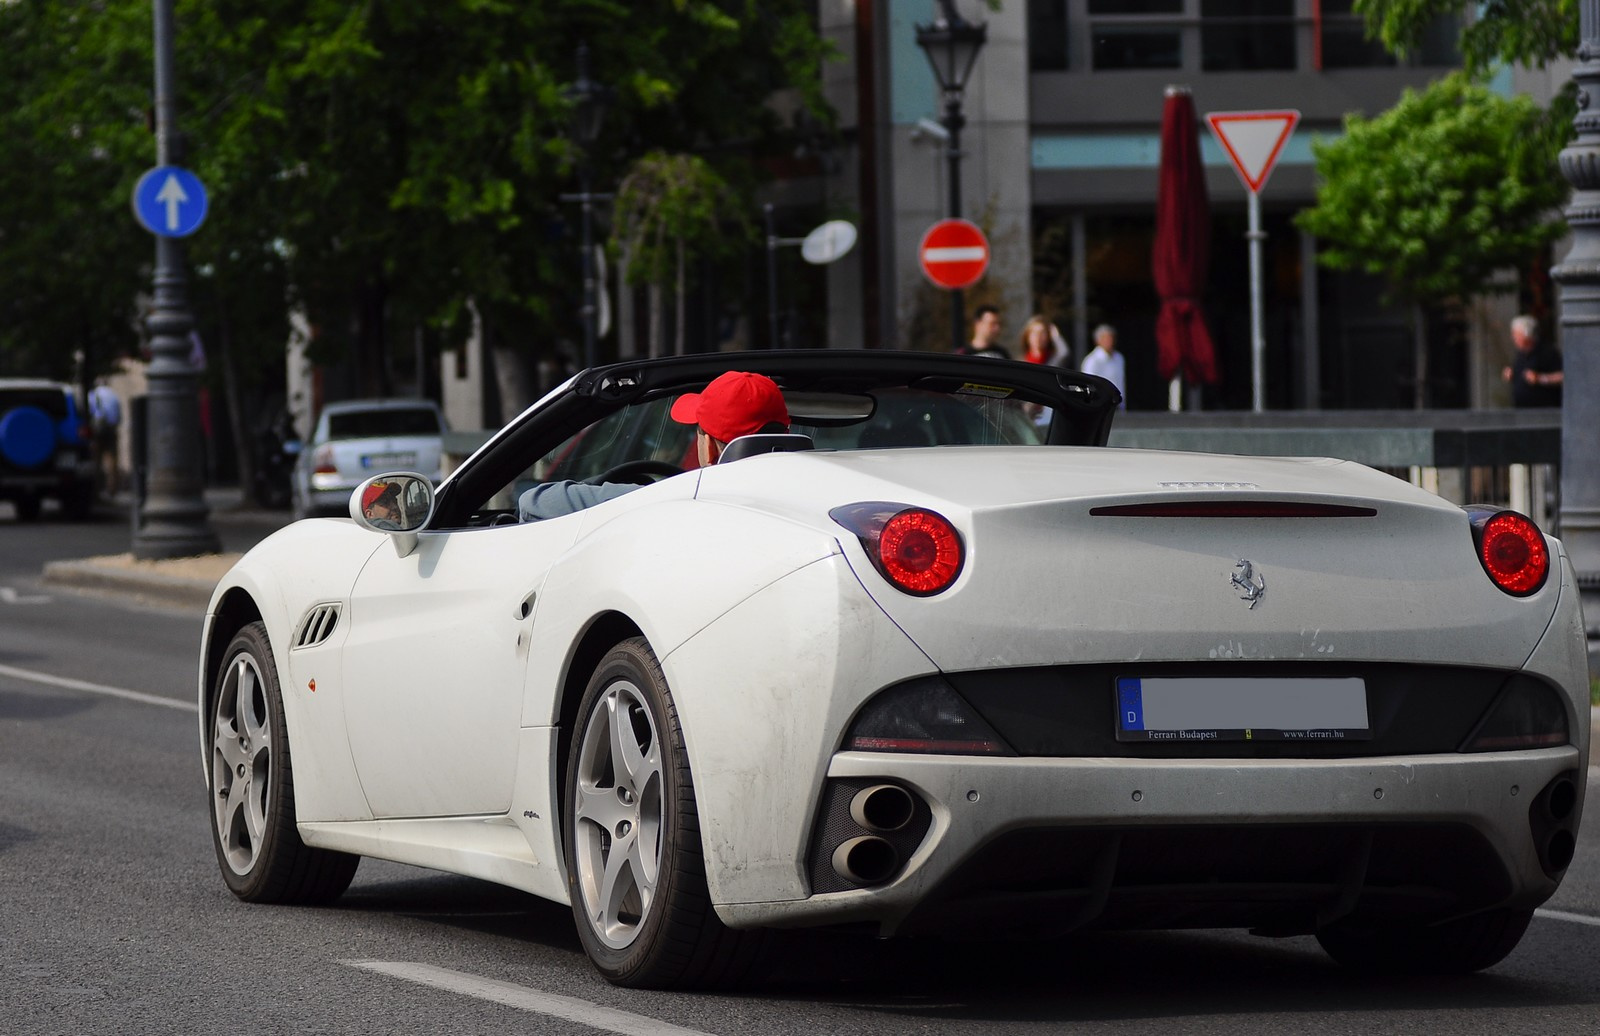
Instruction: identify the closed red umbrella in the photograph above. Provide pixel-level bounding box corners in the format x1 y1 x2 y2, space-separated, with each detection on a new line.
1153 86 1218 386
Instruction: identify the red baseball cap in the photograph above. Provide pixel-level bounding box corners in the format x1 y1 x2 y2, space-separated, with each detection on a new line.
670 371 789 443
362 482 395 510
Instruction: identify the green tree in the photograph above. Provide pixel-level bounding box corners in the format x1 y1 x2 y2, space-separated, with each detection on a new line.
0 0 831 414
1296 73 1568 405
612 152 753 357
1353 0 1576 75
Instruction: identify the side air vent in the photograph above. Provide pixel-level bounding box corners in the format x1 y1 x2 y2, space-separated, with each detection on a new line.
293 603 342 649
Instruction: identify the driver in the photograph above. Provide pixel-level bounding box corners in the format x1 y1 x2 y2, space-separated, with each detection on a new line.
518 370 790 522
362 481 406 530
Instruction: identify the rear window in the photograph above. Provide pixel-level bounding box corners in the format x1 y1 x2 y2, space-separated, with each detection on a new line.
0 388 71 419
327 407 442 439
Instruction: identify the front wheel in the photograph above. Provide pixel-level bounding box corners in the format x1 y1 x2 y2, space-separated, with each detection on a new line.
1316 908 1534 974
564 638 760 988
209 621 358 903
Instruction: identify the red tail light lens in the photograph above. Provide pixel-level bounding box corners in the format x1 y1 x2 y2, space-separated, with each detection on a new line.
831 502 965 596
1472 510 1549 596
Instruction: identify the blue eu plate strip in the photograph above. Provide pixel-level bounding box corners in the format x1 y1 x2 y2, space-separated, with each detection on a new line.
1117 677 1144 731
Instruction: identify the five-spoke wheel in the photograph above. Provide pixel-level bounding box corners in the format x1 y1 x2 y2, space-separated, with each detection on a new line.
565 638 759 987
207 621 358 903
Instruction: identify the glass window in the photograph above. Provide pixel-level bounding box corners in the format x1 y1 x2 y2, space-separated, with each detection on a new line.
1028 0 1069 70
1088 0 1181 12
1200 0 1295 71
1092 27 1183 70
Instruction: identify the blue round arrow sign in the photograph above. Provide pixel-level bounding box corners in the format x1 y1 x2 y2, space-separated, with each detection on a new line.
132 165 209 238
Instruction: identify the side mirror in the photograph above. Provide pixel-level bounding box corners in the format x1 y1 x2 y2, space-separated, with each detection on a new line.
350 473 434 556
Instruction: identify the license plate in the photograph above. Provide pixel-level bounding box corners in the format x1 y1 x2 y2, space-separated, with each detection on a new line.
361 451 415 470
1115 676 1370 742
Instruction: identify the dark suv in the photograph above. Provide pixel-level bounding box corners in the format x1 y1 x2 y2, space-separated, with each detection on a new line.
0 379 97 520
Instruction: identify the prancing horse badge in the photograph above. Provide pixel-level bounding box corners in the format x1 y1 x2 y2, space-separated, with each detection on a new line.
1231 559 1266 609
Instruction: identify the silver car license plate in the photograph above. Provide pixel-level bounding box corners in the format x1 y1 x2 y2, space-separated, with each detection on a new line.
361 451 416 470
1115 676 1370 742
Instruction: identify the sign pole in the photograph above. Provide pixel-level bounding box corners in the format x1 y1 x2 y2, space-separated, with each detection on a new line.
134 0 218 559
1248 190 1265 413
1206 109 1299 413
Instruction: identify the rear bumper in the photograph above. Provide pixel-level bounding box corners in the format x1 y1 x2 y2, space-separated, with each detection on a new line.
716 747 1583 935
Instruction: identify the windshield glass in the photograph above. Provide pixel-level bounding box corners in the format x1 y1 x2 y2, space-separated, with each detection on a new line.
516 386 1045 491
327 407 442 439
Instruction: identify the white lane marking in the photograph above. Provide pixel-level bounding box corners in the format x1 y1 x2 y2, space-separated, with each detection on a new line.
0 661 194 713
343 961 715 1036
0 586 50 604
1536 908 1600 928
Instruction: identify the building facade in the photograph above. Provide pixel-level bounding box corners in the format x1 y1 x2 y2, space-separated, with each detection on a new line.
798 0 1561 411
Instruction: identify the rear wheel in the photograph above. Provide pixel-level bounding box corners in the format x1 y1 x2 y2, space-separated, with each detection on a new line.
1316 908 1533 974
14 492 41 522
209 621 358 903
564 638 760 988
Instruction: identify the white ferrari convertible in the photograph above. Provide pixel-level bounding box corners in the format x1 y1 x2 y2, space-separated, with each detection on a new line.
199 351 1589 988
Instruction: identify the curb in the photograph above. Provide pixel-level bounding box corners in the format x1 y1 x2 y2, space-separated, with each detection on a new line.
41 559 219 610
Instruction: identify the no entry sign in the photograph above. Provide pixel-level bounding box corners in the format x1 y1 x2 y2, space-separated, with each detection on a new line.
919 218 990 290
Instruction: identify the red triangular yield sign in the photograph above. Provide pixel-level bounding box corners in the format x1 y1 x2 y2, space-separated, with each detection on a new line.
1205 110 1300 194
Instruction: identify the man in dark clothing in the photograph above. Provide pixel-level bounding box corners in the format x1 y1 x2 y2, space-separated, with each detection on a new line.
1502 314 1563 407
956 305 1009 359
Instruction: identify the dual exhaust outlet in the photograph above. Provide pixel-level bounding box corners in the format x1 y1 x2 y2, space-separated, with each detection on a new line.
831 783 917 887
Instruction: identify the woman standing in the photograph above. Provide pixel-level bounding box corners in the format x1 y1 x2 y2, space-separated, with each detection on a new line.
1018 315 1068 365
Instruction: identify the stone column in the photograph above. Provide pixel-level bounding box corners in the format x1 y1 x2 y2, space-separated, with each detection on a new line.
1552 0 1600 670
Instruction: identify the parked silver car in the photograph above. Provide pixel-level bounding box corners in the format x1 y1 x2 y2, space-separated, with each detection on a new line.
291 398 447 519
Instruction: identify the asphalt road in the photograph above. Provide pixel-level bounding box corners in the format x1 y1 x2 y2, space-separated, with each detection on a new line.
3 504 1599 1035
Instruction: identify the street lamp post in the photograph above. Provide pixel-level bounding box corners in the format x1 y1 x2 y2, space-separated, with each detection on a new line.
134 0 218 559
915 0 987 354
562 44 612 372
1552 0 1600 668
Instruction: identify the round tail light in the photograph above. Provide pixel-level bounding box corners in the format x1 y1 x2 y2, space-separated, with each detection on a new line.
831 502 966 596
879 509 963 595
1475 510 1549 596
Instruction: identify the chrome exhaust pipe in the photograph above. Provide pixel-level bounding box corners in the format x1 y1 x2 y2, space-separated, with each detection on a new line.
831 835 899 886
849 784 915 833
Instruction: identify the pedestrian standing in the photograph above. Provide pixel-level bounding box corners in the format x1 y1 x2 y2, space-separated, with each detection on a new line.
1081 324 1127 408
87 376 122 496
957 305 1010 359
1501 314 1563 407
1019 315 1068 365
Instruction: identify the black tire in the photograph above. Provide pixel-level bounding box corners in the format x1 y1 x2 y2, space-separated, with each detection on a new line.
208 621 358 903
1316 908 1534 974
564 637 762 988
14 492 41 522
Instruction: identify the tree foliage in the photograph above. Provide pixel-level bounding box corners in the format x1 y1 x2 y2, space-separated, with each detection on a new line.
1354 0 1576 75
1296 73 1568 305
0 0 831 385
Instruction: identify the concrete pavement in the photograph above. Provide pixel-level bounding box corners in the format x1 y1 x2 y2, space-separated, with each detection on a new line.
39 486 285 609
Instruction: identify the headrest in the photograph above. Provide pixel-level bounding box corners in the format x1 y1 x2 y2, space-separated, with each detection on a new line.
718 433 815 464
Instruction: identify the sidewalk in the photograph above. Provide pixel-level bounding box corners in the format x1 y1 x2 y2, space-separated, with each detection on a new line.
40 486 285 609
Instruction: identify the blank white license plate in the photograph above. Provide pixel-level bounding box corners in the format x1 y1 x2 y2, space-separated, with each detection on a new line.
361 451 415 470
1115 676 1370 742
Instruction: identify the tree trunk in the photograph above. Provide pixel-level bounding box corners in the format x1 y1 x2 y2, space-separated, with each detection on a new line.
648 284 663 359
215 294 256 503
675 236 687 355
1412 302 1429 410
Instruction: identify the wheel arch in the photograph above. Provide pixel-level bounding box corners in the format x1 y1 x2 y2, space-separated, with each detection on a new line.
554 610 645 799
201 588 265 769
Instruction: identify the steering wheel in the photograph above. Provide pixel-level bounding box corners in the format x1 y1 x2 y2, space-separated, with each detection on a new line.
584 459 684 486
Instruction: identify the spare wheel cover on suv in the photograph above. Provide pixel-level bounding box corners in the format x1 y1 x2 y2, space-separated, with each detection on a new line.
0 406 58 468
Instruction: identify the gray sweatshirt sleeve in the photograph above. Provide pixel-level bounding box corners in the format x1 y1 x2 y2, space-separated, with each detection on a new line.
518 480 638 522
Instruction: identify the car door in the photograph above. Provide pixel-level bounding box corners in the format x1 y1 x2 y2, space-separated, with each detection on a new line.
340 519 576 818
